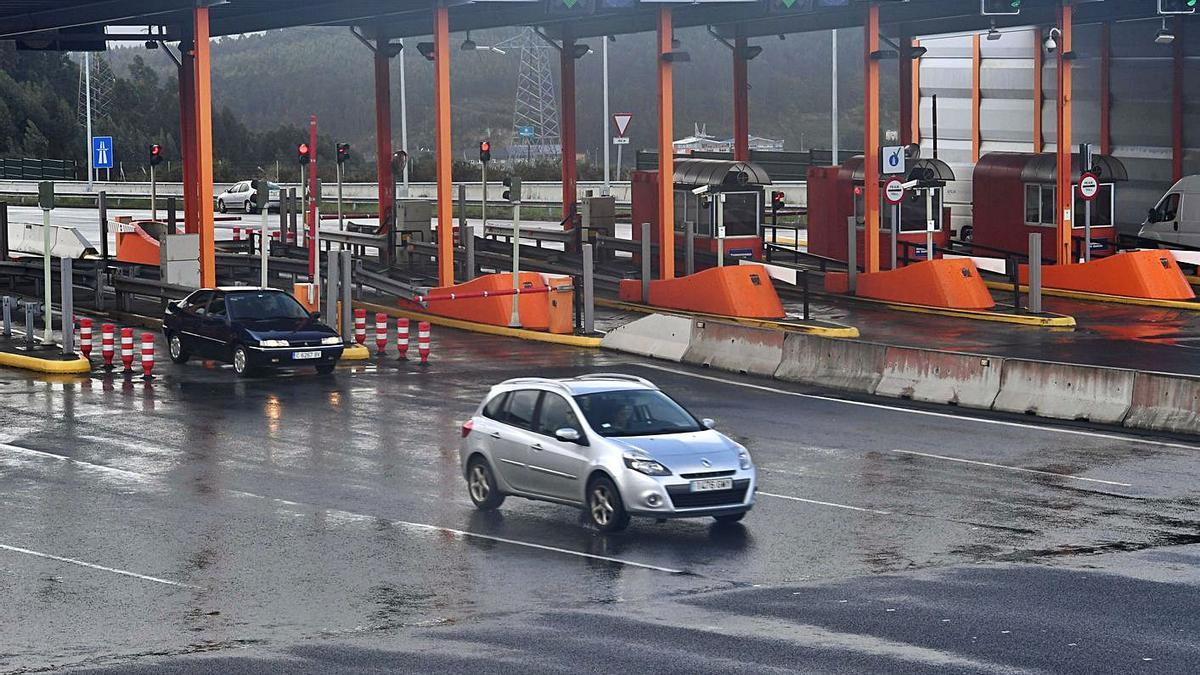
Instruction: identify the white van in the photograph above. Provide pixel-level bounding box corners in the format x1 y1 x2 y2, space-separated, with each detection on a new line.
1138 175 1200 248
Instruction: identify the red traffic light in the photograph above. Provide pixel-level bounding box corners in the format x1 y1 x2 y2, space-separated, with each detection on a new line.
298 143 311 165
771 190 785 212
149 144 163 166
479 140 492 164
150 144 161 156
336 142 350 164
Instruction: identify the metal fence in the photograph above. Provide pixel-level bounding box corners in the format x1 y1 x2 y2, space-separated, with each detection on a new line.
0 158 78 180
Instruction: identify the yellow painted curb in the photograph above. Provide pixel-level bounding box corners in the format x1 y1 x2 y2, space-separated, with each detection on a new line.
341 344 371 361
596 298 861 339
1187 274 1200 285
984 280 1200 311
874 299 1076 327
0 351 92 374
356 302 603 348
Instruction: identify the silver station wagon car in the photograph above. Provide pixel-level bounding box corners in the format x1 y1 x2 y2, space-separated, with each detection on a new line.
459 374 756 532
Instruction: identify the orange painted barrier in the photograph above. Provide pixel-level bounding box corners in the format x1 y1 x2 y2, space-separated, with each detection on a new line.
1020 249 1195 301
618 265 785 319
826 259 996 310
115 222 162 266
414 272 554 332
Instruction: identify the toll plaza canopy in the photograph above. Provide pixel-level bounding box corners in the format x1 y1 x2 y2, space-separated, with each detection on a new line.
0 0 1188 43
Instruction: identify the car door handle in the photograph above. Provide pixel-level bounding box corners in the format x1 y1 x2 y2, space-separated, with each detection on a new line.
490 432 502 439
530 443 543 451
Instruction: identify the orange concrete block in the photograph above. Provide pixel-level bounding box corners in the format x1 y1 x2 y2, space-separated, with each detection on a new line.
115 224 161 266
855 259 996 310
824 272 850 294
1020 249 1195 300
619 265 785 319
418 272 551 331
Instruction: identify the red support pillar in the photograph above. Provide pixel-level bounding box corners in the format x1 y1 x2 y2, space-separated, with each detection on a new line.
1054 4 1074 266
1100 22 1111 156
732 35 750 162
971 33 981 163
433 5 454 287
178 30 197 235
560 37 578 221
1172 18 1184 183
307 115 318 280
862 3 881 275
1033 27 1043 153
374 44 394 229
192 6 215 287
898 36 914 146
657 7 675 280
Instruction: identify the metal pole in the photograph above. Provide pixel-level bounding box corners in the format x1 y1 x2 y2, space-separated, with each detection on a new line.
481 161 488 230
925 187 935 262
891 202 899 269
98 191 108 261
41 205 52 343
0 202 8 262
1084 199 1091 263
1 296 10 337
616 143 623 182
685 220 695 276
641 222 651 303
337 162 344 231
399 38 411 195
24 302 35 347
1028 233 1042 314
716 194 725 268
85 51 94 189
801 269 810 321
166 196 177 235
325 247 339 325
150 164 157 221
464 219 475 281
457 184 467 248
60 257 73 355
260 195 269 288
831 29 838 165
339 250 353 338
602 37 611 196
847 215 857 293
288 188 298 244
508 201 522 328
582 242 595 334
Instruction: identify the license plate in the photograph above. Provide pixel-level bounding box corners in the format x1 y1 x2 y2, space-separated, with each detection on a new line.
690 478 733 493
292 350 321 360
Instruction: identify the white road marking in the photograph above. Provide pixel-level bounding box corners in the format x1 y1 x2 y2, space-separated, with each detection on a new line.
759 491 891 515
631 363 1200 451
890 450 1134 487
0 543 198 589
0 443 683 576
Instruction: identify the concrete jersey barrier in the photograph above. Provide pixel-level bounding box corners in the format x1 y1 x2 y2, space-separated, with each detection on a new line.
773 332 887 393
599 313 692 362
993 359 1135 425
681 320 784 377
875 346 1003 409
1124 371 1200 435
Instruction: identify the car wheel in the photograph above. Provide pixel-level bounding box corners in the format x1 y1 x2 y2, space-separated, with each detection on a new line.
713 513 746 525
587 476 630 533
467 457 505 510
960 226 973 243
167 332 189 364
217 199 227 214
315 363 335 375
244 200 254 214
232 345 254 377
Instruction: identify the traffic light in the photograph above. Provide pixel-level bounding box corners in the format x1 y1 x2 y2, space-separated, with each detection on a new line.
148 144 163 167
502 176 522 203
391 150 408 173
1159 0 1197 14
251 179 269 211
297 143 311 165
981 0 1021 15
771 191 786 214
336 143 350 165
479 140 491 164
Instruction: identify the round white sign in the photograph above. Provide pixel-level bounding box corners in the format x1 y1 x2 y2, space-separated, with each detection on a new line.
1078 172 1100 201
884 178 905 205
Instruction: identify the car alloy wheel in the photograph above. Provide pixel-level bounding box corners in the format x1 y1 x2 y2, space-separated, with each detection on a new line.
244 200 252 213
217 199 227 214
168 334 189 364
233 346 250 377
467 458 504 510
587 476 630 532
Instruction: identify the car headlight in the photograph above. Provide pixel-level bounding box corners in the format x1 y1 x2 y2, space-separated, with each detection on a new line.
259 339 289 347
320 336 341 345
623 454 671 476
738 449 753 470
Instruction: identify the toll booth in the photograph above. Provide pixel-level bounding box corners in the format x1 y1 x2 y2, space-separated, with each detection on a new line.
807 156 954 269
972 152 1128 262
631 158 771 262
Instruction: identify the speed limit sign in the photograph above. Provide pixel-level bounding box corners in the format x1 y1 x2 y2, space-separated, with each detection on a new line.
884 178 905 205
1078 172 1100 201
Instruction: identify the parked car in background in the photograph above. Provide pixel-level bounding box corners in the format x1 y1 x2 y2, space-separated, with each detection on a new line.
216 181 280 214
163 287 343 377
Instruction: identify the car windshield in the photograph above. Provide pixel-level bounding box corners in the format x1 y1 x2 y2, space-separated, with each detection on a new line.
226 291 310 321
573 389 704 437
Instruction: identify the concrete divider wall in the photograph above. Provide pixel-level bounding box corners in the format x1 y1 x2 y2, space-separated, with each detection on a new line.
1124 371 1200 435
875 346 1003 409
774 333 887 393
681 320 784 377
599 313 693 362
993 359 1135 425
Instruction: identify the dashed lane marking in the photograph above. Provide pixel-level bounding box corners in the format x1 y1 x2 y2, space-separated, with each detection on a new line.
890 450 1134 487
0 543 199 589
758 492 891 515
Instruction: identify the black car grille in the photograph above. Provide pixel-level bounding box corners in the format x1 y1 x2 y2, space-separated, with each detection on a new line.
666 479 750 509
679 470 736 479
289 339 324 348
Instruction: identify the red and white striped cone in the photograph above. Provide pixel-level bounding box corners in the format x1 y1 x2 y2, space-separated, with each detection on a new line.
354 309 367 345
287 230 296 245
120 327 135 374
233 227 242 241
271 231 281 241
396 318 410 361
140 332 155 380
374 312 388 356
417 321 431 365
101 323 115 370
79 318 93 360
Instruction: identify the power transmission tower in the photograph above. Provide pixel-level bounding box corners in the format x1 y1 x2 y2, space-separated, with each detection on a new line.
77 54 115 127
506 27 560 160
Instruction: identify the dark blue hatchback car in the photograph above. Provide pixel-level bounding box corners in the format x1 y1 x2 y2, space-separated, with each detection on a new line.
163 287 344 377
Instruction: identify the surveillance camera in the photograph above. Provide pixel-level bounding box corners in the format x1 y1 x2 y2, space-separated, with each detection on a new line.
1044 27 1060 53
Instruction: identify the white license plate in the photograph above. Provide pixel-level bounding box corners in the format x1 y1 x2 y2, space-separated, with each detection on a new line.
690 478 733 493
292 350 321 360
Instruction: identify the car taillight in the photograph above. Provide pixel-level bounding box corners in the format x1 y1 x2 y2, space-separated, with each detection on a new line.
461 419 474 438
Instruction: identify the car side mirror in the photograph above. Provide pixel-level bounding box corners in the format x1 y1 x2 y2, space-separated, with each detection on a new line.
1147 207 1158 223
555 428 581 443
310 311 322 320
167 300 181 312
702 418 716 429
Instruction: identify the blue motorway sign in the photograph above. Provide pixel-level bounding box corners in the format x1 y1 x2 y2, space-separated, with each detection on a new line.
92 136 114 169
518 126 536 139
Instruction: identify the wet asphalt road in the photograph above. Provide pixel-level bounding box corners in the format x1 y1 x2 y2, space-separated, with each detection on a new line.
2 328 1200 673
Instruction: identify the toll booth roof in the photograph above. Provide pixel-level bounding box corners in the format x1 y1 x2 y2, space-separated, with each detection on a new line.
845 156 955 185
672 159 772 189
974 152 1130 184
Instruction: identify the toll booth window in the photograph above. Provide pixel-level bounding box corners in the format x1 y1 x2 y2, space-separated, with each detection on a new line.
1072 185 1113 229
897 190 944 233
674 192 712 236
1024 184 1057 226
721 192 761 237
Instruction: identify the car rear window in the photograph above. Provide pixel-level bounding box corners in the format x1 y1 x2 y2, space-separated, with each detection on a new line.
504 390 541 430
482 392 509 420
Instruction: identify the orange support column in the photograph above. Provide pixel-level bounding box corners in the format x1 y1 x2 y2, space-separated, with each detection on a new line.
192 7 216 287
861 3 880 274
732 34 749 162
1054 4 1073 265
1172 19 1184 183
1032 28 1043 153
433 5 453 287
898 36 914 146
971 33 981 163
374 44 394 228
656 7 675 280
1100 23 1111 156
560 37 578 220
178 32 197 234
